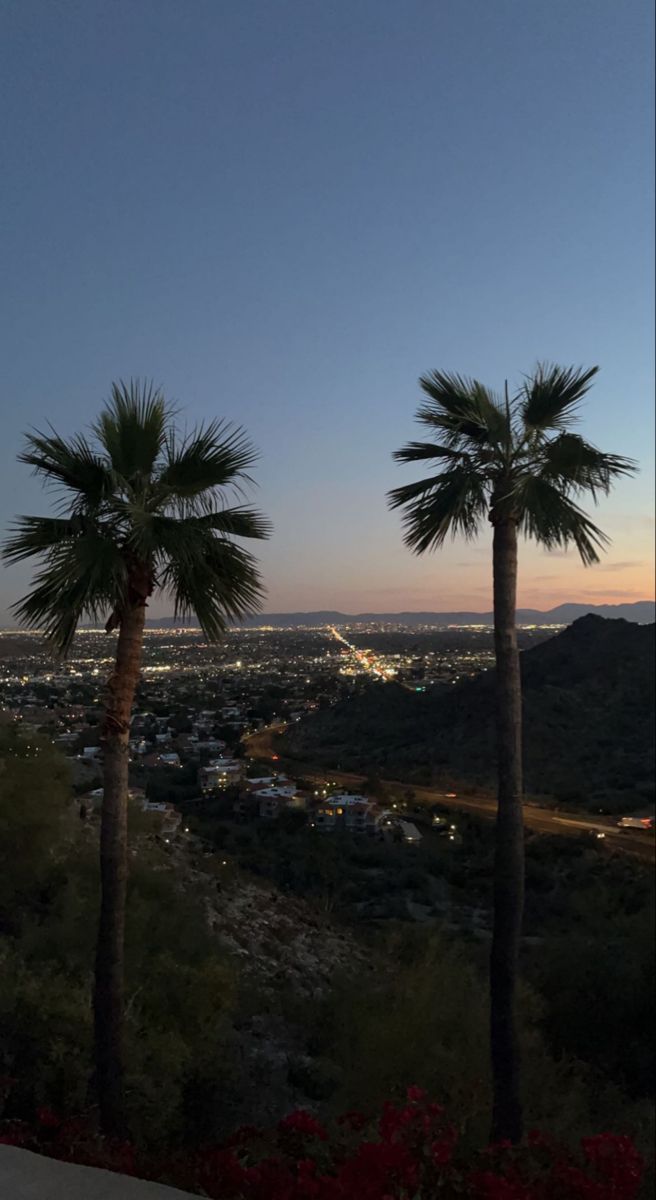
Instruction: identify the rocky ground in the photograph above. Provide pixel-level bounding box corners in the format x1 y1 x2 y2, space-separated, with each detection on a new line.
166 842 374 1124
207 877 369 999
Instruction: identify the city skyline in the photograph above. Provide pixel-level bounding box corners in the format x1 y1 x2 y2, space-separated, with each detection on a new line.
1 0 654 622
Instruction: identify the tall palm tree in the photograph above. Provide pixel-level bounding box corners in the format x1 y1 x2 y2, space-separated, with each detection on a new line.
3 380 270 1134
388 364 635 1143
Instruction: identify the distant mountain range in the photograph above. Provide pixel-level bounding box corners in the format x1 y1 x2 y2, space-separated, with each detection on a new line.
280 615 656 812
144 601 655 629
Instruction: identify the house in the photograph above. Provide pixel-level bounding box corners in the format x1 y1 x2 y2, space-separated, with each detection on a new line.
55 731 79 747
21 706 58 726
313 793 382 836
344 801 382 835
162 810 182 836
398 820 422 845
139 798 182 838
245 774 291 790
200 758 243 792
85 787 144 809
157 751 181 768
253 784 303 820
257 784 298 800
196 738 228 755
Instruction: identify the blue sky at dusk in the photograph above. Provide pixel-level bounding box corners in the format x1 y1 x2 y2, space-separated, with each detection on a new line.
1 0 653 620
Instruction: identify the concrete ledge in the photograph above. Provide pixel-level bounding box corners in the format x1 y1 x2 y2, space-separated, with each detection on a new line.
0 1146 195 1199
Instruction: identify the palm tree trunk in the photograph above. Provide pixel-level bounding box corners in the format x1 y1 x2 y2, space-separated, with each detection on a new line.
94 600 146 1135
490 517 525 1144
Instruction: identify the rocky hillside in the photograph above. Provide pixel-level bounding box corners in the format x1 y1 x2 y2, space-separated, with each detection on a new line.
281 617 655 812
178 852 373 1126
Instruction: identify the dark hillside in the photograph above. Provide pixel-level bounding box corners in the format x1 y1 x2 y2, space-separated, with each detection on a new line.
281 617 655 812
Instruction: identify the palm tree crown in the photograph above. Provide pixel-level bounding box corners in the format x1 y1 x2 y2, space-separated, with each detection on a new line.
387 363 635 560
3 380 271 652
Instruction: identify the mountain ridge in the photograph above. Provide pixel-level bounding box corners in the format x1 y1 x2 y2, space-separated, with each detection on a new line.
142 601 655 628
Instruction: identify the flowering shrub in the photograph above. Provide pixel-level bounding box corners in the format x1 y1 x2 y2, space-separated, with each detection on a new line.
0 1088 646 1199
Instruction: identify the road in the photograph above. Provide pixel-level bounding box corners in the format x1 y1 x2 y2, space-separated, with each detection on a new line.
243 724 655 864
328 626 417 690
328 625 396 680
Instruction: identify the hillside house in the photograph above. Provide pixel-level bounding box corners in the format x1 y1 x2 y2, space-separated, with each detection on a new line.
254 784 304 820
157 751 181 768
313 793 382 836
200 758 243 792
398 820 422 845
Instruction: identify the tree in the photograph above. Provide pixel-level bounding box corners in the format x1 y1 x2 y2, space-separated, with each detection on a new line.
0 727 72 922
388 363 635 1142
3 380 270 1134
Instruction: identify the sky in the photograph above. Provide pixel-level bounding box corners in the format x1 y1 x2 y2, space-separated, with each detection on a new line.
0 0 653 621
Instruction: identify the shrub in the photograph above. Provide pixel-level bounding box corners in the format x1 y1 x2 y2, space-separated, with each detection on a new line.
0 1089 646 1200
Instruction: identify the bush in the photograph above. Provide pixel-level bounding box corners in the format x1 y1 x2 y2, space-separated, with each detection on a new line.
305 929 654 1154
0 733 241 1146
0 1089 646 1199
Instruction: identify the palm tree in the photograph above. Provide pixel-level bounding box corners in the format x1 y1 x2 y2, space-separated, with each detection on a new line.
388 364 635 1143
3 380 270 1134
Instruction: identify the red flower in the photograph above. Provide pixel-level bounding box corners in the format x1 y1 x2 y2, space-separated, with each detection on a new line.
225 1123 261 1148
468 1169 532 1199
0 1127 28 1147
0 1086 645 1200
196 1147 248 1196
527 1129 549 1148
337 1110 368 1133
580 1133 645 1199
337 1138 419 1194
36 1107 61 1129
431 1131 456 1166
378 1100 415 1142
278 1110 328 1142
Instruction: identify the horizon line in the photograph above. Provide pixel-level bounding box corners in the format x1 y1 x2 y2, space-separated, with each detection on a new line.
1 597 654 634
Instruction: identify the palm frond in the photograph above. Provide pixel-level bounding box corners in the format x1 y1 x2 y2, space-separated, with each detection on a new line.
417 371 509 447
520 363 599 431
538 433 636 499
516 475 610 565
3 515 88 564
185 507 272 540
388 467 488 555
123 510 198 563
392 442 466 465
158 421 259 500
123 505 271 564
388 472 454 509
10 533 128 654
93 379 169 481
162 538 264 641
19 431 114 507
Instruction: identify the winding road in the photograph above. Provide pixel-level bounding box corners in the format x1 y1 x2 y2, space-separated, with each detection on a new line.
244 724 655 864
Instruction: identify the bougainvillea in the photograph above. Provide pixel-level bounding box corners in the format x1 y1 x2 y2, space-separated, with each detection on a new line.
0 1088 646 1199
